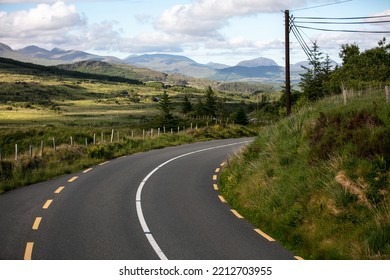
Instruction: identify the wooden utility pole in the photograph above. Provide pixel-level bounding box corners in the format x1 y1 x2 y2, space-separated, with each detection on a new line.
285 10 291 116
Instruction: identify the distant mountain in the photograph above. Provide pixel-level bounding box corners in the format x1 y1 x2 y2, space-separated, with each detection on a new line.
209 65 284 82
124 54 215 78
0 43 13 53
1 42 337 83
206 62 230 69
0 43 62 65
291 60 339 71
17 45 122 64
236 57 278 67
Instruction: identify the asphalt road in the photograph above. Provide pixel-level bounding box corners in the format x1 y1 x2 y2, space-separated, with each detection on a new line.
0 138 295 260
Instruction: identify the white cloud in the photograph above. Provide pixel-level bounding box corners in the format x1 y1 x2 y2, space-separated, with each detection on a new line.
155 0 306 37
0 1 85 38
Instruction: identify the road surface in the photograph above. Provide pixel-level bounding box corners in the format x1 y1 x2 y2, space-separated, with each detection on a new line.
0 138 295 260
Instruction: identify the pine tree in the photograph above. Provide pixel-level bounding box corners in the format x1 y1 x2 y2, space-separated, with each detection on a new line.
204 86 217 117
158 91 173 119
181 95 193 114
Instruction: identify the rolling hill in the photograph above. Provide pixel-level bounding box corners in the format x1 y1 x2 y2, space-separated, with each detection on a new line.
0 42 323 83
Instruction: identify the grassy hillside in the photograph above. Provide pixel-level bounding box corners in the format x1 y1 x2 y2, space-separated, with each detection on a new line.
219 89 390 259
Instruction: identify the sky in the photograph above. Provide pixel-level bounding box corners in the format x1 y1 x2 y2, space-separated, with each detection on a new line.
0 0 389 66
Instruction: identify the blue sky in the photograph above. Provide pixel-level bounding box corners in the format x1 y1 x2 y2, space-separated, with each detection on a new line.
0 0 389 65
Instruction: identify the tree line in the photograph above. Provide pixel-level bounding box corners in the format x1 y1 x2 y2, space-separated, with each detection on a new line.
156 86 249 128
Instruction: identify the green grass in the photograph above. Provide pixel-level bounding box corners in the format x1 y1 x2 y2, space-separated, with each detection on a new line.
219 89 390 259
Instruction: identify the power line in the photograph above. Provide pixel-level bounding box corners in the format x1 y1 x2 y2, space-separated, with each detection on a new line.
294 15 390 20
291 0 352 12
294 20 390 25
295 25 390 33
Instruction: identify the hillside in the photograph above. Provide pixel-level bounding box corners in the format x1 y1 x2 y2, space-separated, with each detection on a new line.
219 89 390 259
1 42 310 83
0 57 142 85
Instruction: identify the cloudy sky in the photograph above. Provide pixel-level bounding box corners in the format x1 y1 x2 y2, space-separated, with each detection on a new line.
0 0 389 65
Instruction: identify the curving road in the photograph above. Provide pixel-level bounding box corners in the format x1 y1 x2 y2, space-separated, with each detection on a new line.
0 138 295 260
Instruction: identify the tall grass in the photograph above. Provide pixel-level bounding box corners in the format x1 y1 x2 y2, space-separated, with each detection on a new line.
219 89 390 259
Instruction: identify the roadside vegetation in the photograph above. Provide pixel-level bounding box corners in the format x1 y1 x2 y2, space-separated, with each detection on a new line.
0 57 259 193
219 38 390 259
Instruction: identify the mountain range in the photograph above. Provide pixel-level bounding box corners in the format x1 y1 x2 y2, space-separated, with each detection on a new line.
0 42 337 83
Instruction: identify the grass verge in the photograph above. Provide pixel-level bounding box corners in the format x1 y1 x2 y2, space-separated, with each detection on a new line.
219 90 390 259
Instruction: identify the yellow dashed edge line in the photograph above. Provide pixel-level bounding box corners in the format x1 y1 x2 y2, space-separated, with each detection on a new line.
230 209 244 219
215 168 221 173
67 176 78 183
32 217 42 230
218 195 227 203
24 242 34 260
83 168 93 173
212 175 218 181
99 161 110 166
213 183 219 190
254 228 275 242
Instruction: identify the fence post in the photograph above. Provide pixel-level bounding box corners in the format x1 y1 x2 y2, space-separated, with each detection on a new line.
158 128 160 137
101 132 104 143
15 144 18 161
342 84 347 105
143 129 145 140
70 136 73 146
131 130 134 139
40 140 44 157
29 145 33 158
111 129 114 143
151 128 153 138
85 138 88 148
53 137 56 151
93 134 96 145
386 86 390 105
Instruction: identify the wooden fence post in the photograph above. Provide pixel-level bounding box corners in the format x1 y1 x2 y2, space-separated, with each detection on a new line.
40 140 44 158
93 134 96 145
15 144 18 161
342 84 347 105
111 129 114 143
